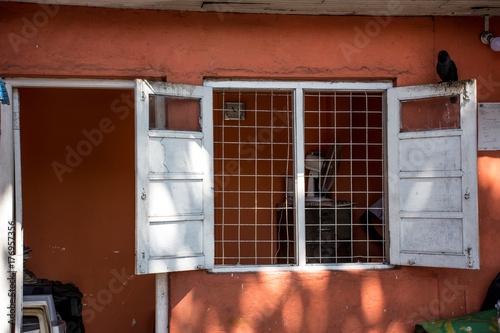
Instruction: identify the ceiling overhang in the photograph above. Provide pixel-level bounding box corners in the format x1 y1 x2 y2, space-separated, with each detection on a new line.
3 0 500 16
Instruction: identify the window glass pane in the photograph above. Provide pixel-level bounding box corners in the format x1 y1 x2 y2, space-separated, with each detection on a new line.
149 95 200 131
401 96 460 132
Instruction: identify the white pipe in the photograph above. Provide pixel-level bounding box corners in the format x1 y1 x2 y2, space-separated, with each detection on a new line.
156 273 169 333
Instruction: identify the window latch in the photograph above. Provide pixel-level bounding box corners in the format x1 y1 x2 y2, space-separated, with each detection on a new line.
466 247 473 268
464 187 471 200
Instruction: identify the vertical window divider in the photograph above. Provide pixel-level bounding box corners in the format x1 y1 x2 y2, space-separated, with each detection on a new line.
294 88 306 267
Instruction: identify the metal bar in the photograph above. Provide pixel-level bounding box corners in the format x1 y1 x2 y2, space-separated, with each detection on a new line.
155 273 169 333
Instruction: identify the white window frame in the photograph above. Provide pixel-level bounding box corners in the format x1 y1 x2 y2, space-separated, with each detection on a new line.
205 80 394 272
205 79 479 273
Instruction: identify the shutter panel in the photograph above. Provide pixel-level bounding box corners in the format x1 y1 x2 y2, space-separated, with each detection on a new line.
135 80 214 274
387 80 479 269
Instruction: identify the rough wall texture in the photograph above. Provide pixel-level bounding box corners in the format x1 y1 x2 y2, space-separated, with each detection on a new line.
2 2 500 332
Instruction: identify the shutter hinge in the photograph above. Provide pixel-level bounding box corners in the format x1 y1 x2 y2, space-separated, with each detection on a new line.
139 252 147 274
466 247 473 268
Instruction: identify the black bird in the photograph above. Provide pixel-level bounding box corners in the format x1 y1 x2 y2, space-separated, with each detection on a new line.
436 50 458 103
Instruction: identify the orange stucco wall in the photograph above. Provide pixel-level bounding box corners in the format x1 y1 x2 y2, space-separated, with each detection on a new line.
2 2 500 332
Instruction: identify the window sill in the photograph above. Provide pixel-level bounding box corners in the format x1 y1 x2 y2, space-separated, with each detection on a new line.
209 263 395 273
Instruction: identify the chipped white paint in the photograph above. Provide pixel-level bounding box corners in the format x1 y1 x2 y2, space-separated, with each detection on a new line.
387 80 479 269
135 79 214 274
50 245 67 252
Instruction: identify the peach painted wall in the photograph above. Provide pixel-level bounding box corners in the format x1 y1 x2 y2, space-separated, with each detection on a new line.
2 2 500 332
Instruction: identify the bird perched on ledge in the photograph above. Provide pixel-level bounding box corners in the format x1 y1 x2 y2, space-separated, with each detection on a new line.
436 50 458 103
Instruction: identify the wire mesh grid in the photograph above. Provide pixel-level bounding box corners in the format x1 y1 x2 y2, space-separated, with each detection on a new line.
213 89 294 265
213 88 386 266
303 90 386 264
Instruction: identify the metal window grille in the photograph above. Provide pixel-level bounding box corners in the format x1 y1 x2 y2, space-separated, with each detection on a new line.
213 89 294 265
303 91 386 264
213 87 386 266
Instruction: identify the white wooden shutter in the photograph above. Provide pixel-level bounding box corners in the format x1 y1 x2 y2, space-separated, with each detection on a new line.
387 80 479 269
135 80 214 274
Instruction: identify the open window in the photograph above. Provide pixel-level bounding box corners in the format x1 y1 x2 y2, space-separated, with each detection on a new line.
387 79 479 269
135 80 214 274
207 80 391 269
135 79 479 272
